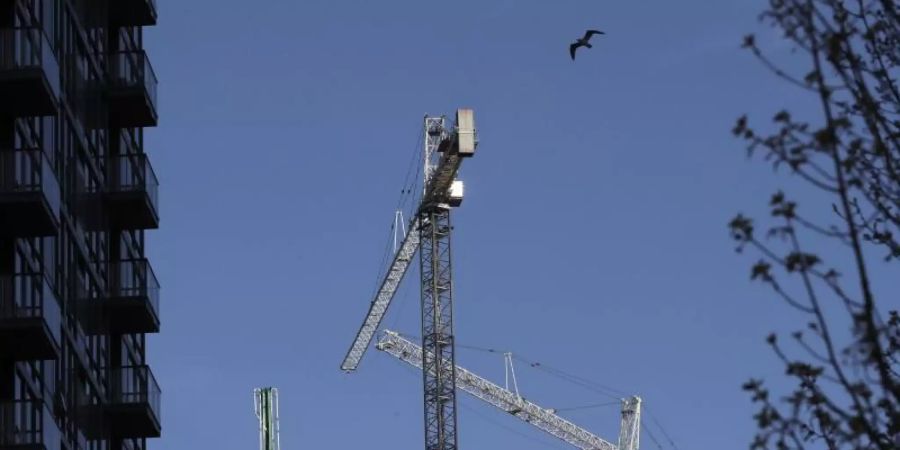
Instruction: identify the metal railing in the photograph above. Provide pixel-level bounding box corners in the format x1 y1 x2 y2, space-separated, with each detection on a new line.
0 27 61 99
109 365 161 423
109 50 158 113
0 148 61 218
0 272 62 346
111 258 160 321
0 399 61 450
111 152 159 214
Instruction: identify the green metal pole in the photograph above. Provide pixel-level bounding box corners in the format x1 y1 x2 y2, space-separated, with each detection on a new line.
254 387 280 450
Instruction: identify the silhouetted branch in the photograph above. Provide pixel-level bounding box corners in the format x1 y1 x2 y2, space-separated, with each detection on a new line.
733 0 899 447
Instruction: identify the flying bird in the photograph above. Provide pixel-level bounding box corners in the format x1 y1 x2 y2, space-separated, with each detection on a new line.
569 29 605 60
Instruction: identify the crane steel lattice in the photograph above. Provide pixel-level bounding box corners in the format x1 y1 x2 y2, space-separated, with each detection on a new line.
253 387 281 450
618 397 641 450
340 214 420 371
340 111 646 449
341 110 475 450
377 330 642 450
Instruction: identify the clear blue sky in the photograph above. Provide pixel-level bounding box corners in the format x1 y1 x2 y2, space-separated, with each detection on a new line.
140 1 889 449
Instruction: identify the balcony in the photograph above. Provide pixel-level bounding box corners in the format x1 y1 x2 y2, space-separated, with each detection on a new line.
110 0 158 27
0 400 61 450
106 365 161 438
103 258 160 334
108 51 157 127
0 148 61 237
0 273 61 361
105 153 159 230
0 27 60 117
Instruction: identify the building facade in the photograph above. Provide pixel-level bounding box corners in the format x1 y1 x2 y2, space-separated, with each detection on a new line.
0 1 160 449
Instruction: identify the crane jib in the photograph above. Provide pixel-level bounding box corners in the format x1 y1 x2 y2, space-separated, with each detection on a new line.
375 330 623 450
340 121 470 372
340 215 420 371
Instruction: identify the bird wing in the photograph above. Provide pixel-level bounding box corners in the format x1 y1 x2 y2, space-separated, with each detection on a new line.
569 42 580 60
583 29 605 40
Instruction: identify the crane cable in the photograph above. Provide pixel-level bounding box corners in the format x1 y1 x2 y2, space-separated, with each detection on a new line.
368 124 424 300
550 401 620 413
457 341 625 401
394 124 424 217
517 358 679 450
407 334 625 400
458 399 571 450
512 355 625 401
398 332 682 450
641 422 664 449
644 407 680 450
392 357 568 449
383 125 426 331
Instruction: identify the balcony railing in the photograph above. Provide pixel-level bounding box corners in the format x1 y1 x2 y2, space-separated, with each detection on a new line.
0 400 61 450
0 147 61 201
111 365 161 415
0 273 62 337
110 50 157 105
0 272 62 360
114 153 158 208
113 258 159 316
99 258 160 334
0 147 61 207
0 148 61 237
107 365 161 437
106 152 159 229
0 27 60 116
108 50 158 127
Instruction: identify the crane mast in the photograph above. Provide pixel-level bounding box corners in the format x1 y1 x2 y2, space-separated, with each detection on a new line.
254 387 281 450
618 397 641 450
418 110 474 450
377 330 642 450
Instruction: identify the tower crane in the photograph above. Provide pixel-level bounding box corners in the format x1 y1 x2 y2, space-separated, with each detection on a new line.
341 110 476 450
376 330 642 450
